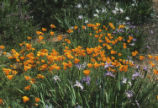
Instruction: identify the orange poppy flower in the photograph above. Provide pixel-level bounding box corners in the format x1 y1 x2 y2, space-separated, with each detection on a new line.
39 36 44 41
57 35 63 41
67 29 73 33
74 25 78 30
109 22 115 30
7 75 13 80
22 96 29 103
87 63 93 68
118 24 125 29
36 74 45 79
153 69 158 75
35 97 40 103
50 31 54 36
50 24 56 28
82 25 86 30
25 76 31 81
132 51 138 56
27 36 32 40
3 68 11 75
139 56 145 60
24 85 31 91
74 58 80 64
42 27 47 32
83 70 91 76
0 98 3 105
155 56 158 61
0 45 5 50
94 62 100 68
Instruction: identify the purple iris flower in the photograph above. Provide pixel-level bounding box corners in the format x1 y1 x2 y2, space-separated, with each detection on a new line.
136 65 140 69
117 29 124 33
146 45 151 49
132 72 141 80
129 25 136 29
81 76 91 85
104 71 115 78
126 22 131 25
150 30 154 34
112 31 117 34
75 62 87 70
133 38 137 41
104 62 113 69
143 66 148 71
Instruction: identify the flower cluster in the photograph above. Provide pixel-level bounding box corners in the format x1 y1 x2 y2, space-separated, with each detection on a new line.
0 22 157 106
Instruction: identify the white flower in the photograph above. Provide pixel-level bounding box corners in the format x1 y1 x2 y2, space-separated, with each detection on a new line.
53 75 61 82
122 78 127 84
112 10 117 15
129 43 135 46
78 15 83 19
93 13 99 17
119 8 124 13
128 81 132 86
115 7 119 11
74 81 84 90
125 16 130 20
76 4 82 8
96 9 99 13
84 20 88 23
131 3 135 6
102 8 107 13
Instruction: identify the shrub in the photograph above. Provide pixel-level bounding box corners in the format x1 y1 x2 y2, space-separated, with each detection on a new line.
27 0 108 30
0 0 36 49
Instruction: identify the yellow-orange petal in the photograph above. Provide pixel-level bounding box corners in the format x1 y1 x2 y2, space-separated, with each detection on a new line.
83 70 91 76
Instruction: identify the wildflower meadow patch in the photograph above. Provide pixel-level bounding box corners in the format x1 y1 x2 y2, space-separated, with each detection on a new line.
0 22 157 107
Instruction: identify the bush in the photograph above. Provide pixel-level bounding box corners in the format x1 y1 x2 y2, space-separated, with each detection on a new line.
0 0 36 49
114 0 153 24
27 0 108 30
27 0 153 31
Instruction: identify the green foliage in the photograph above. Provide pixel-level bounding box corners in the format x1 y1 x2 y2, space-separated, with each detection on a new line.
0 0 37 49
27 0 107 30
0 0 156 107
0 22 157 107
123 0 153 24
